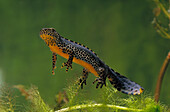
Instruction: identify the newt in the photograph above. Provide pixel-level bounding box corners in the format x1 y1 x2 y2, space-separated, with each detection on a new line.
40 28 144 95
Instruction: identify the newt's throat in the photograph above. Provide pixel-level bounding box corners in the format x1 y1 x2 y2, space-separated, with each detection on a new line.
40 34 56 46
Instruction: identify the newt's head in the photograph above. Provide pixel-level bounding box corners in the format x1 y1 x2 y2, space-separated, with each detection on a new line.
40 28 60 46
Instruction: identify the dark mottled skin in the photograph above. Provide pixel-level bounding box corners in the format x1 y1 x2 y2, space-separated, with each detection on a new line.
40 28 144 95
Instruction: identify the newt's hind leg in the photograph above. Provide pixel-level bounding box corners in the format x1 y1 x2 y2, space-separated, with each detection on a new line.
93 77 106 88
93 67 107 88
61 54 74 72
52 53 57 75
79 68 89 89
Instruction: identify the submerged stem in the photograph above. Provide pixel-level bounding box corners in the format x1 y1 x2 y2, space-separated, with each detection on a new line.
155 0 170 19
154 51 170 103
55 103 143 112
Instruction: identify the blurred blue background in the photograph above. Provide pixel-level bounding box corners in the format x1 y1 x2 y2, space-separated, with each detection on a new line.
0 0 169 108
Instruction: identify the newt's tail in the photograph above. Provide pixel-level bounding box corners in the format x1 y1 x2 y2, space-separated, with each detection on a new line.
108 68 144 95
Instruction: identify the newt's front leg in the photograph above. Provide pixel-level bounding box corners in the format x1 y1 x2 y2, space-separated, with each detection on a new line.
79 68 89 89
52 53 57 75
61 53 74 72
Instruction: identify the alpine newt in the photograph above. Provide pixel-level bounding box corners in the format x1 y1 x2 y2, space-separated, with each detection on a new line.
40 28 144 95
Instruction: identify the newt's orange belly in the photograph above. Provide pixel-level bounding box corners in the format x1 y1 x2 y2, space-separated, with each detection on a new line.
49 45 99 77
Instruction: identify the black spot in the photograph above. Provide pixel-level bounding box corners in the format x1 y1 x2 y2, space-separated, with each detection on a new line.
110 80 114 84
121 86 126 89
117 88 121 91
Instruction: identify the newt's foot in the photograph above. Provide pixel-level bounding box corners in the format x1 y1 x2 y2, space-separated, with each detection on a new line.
79 78 87 89
79 68 89 89
52 66 56 75
61 62 72 72
93 77 106 88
